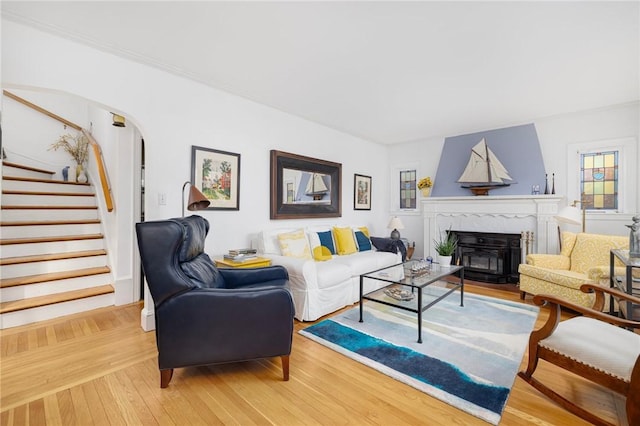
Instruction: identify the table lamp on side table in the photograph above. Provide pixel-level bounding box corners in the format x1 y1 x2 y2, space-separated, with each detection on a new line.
388 216 404 240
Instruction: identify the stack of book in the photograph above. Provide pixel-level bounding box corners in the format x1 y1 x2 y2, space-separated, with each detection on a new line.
223 248 258 262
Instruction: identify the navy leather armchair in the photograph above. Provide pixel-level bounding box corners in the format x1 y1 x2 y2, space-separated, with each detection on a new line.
136 215 294 388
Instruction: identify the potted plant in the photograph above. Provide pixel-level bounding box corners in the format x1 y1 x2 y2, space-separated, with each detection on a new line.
433 228 457 267
49 133 89 181
417 176 433 197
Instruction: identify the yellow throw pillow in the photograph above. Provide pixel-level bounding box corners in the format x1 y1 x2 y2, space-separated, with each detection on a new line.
358 226 370 238
313 245 332 261
278 230 312 259
333 226 357 255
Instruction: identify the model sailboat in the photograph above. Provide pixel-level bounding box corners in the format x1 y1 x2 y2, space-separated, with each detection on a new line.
458 138 514 196
305 173 329 200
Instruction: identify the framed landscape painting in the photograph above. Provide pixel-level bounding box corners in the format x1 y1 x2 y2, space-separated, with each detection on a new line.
354 174 371 210
191 145 240 210
270 150 341 219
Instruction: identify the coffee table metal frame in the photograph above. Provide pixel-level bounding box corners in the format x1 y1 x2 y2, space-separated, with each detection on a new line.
359 261 464 343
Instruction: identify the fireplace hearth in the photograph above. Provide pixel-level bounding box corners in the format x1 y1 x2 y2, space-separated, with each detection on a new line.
451 231 521 284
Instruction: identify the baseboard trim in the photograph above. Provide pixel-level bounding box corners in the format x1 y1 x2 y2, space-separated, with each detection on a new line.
140 306 155 332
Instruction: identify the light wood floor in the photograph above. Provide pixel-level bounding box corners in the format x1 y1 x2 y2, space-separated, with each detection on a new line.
0 284 628 425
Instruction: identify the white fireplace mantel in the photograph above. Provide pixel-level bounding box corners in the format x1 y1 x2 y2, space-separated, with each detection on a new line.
422 195 564 259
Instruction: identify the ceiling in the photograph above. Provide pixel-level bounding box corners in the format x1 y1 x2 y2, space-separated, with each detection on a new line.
2 1 638 144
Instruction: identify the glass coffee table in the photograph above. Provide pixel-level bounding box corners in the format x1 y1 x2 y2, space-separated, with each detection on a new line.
359 260 464 343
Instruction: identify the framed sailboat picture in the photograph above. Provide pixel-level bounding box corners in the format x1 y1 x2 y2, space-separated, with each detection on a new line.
354 174 372 210
191 146 240 210
270 150 342 219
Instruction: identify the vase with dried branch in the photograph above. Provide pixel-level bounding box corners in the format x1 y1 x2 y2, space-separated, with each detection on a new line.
49 133 89 181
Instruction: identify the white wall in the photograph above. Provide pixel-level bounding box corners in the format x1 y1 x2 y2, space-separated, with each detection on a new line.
388 103 640 258
2 89 91 176
86 105 139 304
1 20 393 327
535 102 639 212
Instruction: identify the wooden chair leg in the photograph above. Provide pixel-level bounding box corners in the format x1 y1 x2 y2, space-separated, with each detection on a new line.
160 368 174 388
281 355 290 381
628 396 639 426
518 373 615 426
627 362 640 424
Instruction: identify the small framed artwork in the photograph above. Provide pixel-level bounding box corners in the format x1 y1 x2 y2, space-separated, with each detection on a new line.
270 150 341 219
191 145 240 210
354 174 372 210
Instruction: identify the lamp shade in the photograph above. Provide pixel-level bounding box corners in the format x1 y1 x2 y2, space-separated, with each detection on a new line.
387 216 404 240
387 217 405 230
187 185 210 211
555 205 581 226
182 182 210 216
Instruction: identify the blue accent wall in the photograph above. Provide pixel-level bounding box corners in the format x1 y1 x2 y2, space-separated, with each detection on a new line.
431 123 547 197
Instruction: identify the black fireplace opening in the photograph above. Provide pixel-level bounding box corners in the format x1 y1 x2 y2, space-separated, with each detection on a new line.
450 230 521 284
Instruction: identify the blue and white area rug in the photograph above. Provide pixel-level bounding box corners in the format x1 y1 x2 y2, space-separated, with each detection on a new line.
299 292 539 425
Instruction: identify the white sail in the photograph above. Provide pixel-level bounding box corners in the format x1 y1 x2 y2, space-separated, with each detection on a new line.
305 173 329 195
458 138 512 184
487 148 512 181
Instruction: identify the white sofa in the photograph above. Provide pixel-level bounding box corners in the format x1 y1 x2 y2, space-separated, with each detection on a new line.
255 225 402 321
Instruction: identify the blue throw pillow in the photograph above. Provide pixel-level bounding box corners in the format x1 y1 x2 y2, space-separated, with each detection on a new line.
354 231 372 251
317 230 336 254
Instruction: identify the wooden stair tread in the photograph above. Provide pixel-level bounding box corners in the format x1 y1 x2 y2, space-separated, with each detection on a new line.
0 234 104 245
2 176 90 186
0 249 107 266
1 161 113 324
1 266 111 288
1 205 97 210
2 190 95 197
2 161 55 175
0 219 101 226
0 284 114 314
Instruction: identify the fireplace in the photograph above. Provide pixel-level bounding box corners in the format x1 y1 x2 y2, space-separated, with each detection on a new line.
422 195 564 284
451 231 521 283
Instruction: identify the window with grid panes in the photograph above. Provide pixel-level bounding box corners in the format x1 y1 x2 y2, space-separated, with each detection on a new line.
580 150 618 210
399 170 416 209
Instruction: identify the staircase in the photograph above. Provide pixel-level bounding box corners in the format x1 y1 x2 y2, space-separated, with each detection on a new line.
0 161 114 329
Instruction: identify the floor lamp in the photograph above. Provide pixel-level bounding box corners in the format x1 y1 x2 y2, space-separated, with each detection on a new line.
555 199 584 250
182 181 210 216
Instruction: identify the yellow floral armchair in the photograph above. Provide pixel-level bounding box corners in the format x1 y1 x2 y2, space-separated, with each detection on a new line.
518 232 628 309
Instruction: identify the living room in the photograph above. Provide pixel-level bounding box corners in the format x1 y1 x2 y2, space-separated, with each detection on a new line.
1 2 639 424
3 2 638 315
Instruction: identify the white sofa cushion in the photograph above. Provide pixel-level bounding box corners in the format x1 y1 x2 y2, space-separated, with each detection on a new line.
332 250 399 276
315 261 352 289
260 228 299 255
